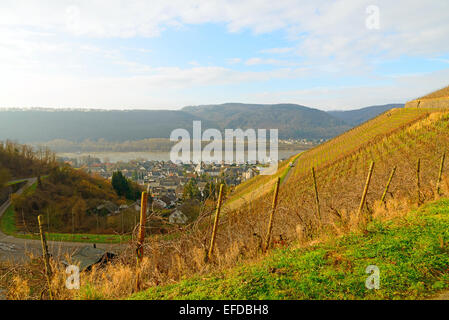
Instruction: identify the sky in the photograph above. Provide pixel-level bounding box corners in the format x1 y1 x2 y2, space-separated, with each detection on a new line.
0 0 449 111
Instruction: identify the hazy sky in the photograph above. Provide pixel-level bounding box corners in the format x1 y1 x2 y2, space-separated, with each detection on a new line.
1 0 449 110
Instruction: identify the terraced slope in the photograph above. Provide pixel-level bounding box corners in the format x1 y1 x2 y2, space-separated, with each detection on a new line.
292 108 432 178
226 153 300 210
226 107 449 250
227 107 435 210
406 85 449 108
272 109 449 242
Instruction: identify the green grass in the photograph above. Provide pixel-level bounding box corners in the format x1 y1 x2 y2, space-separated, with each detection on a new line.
5 179 27 186
13 230 130 243
130 198 449 300
0 205 18 235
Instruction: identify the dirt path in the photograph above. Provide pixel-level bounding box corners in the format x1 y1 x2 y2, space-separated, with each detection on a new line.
0 178 125 263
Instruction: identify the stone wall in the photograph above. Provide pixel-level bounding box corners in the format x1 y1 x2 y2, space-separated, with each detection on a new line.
405 97 449 109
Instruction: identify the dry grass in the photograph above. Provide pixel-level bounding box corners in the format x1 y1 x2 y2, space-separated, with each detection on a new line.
419 85 449 100
3 110 449 300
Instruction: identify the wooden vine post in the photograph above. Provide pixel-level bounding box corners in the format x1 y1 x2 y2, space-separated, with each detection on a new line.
436 152 446 196
263 177 281 253
311 167 321 223
357 162 375 219
136 191 148 264
38 215 53 300
380 166 396 204
207 184 224 261
135 191 148 291
416 159 421 205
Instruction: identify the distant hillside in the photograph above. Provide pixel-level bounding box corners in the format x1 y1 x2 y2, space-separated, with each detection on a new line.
0 109 214 143
0 103 403 145
327 104 403 126
182 103 350 139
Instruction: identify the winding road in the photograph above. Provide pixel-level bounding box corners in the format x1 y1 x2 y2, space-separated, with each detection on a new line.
0 178 124 263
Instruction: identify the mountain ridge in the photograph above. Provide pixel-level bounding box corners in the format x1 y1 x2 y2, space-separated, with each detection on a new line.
0 103 401 143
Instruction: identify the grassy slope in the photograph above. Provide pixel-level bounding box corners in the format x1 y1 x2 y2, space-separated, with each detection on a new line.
131 198 449 300
0 181 131 244
5 179 27 186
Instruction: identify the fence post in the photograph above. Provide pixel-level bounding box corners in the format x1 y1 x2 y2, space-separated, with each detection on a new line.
357 162 375 219
207 184 224 261
311 167 321 223
417 159 421 205
135 191 148 291
437 152 446 196
136 191 148 265
380 166 396 204
263 177 281 253
38 215 53 300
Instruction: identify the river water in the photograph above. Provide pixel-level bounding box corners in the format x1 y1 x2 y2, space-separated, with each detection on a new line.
57 150 305 163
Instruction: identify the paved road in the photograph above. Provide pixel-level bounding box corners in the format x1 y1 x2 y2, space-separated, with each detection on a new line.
282 155 301 185
0 178 124 263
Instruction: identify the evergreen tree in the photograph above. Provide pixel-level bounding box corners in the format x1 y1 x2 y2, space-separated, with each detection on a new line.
112 171 130 198
183 179 201 200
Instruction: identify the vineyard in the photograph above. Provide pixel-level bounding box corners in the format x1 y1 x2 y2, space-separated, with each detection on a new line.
228 107 437 210
3 102 449 299
272 109 449 242
226 153 300 210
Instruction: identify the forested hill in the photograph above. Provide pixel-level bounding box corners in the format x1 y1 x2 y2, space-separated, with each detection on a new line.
0 141 56 180
182 103 350 139
0 103 400 143
0 109 212 143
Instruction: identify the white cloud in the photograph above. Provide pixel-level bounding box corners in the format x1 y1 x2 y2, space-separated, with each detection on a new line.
245 57 300 66
260 47 294 54
0 1 448 109
245 69 449 110
1 64 447 110
1 1 448 54
226 58 242 64
0 64 312 108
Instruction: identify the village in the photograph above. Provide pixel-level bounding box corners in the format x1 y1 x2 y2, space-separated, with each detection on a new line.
58 155 268 225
